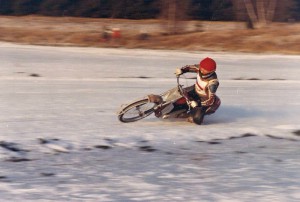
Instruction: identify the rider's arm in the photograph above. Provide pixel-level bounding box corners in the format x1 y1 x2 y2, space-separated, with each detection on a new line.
201 79 219 106
181 64 199 74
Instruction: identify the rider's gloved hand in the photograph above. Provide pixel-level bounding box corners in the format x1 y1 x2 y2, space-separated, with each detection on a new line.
190 101 198 108
175 68 183 76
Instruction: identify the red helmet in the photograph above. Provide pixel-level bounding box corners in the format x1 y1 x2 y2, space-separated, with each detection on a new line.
199 57 216 73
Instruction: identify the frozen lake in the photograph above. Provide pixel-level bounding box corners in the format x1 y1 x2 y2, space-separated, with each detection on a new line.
0 43 300 201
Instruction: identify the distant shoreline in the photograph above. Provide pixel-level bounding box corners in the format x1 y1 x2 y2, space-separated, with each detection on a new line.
0 15 299 55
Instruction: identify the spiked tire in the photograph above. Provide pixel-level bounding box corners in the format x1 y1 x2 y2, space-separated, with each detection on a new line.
118 99 156 123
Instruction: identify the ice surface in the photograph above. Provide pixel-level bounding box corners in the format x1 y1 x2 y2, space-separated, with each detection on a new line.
0 42 300 201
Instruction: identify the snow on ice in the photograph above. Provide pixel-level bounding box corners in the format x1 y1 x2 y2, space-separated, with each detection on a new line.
0 42 300 201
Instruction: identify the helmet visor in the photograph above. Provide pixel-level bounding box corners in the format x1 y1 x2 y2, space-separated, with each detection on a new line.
199 69 214 79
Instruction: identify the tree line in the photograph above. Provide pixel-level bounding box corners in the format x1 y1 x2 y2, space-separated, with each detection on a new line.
0 0 299 22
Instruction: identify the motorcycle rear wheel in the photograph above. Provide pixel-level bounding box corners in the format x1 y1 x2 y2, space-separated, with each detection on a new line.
118 98 156 123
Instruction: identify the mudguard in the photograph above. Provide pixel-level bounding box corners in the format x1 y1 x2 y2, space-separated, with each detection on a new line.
147 94 163 104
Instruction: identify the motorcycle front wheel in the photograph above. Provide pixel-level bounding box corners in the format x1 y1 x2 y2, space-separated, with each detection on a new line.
118 98 156 123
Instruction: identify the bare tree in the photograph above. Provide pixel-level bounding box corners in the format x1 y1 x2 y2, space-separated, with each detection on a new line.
161 0 189 34
243 0 277 28
168 0 176 34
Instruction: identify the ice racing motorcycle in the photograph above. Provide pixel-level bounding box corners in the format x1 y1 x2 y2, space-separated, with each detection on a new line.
117 75 217 124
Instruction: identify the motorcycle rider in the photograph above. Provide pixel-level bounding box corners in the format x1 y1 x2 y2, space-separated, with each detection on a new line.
175 57 221 124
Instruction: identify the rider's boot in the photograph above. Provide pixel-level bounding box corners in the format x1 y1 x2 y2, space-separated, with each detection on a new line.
187 107 205 125
187 116 194 123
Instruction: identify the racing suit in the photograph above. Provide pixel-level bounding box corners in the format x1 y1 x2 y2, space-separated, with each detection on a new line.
181 64 221 117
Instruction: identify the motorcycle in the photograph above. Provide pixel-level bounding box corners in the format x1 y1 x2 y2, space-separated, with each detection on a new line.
117 75 214 124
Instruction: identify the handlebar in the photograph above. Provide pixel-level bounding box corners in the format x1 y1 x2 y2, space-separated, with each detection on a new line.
176 75 192 111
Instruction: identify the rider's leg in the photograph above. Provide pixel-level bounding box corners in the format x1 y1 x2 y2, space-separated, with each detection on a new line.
205 96 221 115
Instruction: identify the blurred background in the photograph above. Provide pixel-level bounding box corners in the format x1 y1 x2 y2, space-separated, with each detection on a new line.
0 0 299 53
1 2 300 201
